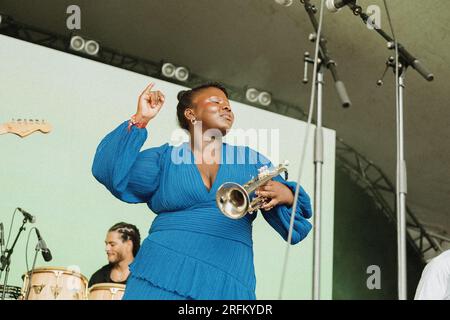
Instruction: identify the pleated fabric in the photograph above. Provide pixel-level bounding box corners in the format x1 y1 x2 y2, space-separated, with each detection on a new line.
92 121 313 300
123 275 193 300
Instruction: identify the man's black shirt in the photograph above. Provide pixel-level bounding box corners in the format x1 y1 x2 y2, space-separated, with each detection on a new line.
88 264 128 288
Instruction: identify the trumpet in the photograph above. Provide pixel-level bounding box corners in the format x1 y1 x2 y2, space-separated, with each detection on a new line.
216 161 289 219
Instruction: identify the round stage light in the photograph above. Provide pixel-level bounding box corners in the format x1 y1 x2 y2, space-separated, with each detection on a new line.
245 88 259 103
161 63 176 78
174 66 189 82
258 91 272 106
84 40 100 56
70 35 85 52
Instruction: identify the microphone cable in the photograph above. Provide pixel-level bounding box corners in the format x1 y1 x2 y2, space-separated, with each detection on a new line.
24 227 39 273
278 0 326 299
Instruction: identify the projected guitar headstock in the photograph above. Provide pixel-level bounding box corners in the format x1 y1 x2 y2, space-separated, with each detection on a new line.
0 119 52 138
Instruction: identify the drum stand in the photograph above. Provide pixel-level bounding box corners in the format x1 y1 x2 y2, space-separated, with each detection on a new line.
0 219 28 300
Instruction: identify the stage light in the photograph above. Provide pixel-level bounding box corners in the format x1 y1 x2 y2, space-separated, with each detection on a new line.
258 91 272 106
245 88 259 103
84 40 100 56
161 63 176 78
245 88 272 106
161 62 189 82
174 66 189 82
69 35 100 56
70 35 85 51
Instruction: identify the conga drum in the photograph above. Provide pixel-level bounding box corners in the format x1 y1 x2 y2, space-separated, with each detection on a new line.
21 267 88 300
88 283 125 300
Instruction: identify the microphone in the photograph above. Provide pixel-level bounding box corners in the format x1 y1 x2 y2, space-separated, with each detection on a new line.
17 207 36 223
326 0 354 12
35 228 52 262
274 0 293 7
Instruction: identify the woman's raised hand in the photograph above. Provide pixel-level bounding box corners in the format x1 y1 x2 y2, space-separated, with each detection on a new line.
136 82 165 122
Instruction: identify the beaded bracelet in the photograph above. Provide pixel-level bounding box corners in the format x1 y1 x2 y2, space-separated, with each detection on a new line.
127 114 149 131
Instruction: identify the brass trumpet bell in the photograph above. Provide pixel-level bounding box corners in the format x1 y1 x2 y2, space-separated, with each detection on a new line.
216 162 289 219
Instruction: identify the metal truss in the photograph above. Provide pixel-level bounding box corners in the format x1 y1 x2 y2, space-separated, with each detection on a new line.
1 16 446 261
335 138 445 261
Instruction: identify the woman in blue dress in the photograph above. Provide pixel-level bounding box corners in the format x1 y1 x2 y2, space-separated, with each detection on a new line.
92 82 313 300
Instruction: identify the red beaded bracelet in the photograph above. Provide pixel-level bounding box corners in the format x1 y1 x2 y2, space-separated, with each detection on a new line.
127 114 149 131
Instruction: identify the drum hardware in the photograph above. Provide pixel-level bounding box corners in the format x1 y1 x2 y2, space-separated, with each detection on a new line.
50 285 62 299
32 284 45 294
0 285 21 300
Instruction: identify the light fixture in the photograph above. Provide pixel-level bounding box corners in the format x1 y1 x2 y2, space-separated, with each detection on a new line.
69 35 100 56
161 63 176 78
70 35 85 51
174 66 189 82
245 88 272 106
161 62 189 82
84 40 100 56
258 91 272 106
245 88 259 103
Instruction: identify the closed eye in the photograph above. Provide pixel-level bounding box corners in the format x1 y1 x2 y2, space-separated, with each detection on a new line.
207 97 224 104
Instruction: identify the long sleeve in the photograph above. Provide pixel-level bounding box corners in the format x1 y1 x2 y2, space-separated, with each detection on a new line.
414 250 450 300
92 121 164 204
255 152 313 245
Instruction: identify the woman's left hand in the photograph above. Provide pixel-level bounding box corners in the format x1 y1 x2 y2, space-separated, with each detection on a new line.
256 180 294 211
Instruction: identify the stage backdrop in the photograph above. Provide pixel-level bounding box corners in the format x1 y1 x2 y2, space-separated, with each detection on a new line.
0 35 335 299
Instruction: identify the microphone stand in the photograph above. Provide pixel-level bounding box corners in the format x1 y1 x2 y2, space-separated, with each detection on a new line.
0 218 28 300
301 0 351 300
24 243 41 300
345 1 434 300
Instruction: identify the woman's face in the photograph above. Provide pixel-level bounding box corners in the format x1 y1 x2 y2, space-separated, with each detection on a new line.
189 87 234 135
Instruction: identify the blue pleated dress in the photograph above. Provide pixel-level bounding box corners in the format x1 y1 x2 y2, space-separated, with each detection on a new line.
92 121 313 300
